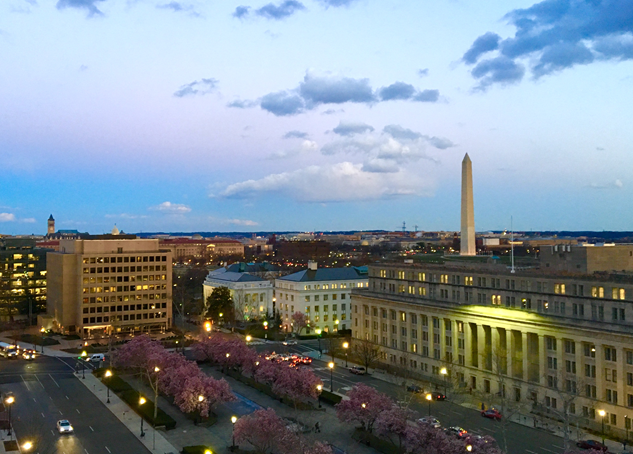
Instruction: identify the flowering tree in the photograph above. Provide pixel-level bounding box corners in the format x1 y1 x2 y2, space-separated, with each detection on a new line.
375 404 415 449
114 335 164 371
173 372 234 417
402 422 463 454
291 312 307 335
336 383 393 433
233 408 289 454
272 366 322 409
254 357 285 384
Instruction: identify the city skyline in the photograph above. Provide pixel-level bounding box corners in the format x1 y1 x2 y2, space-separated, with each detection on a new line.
1 0 632 235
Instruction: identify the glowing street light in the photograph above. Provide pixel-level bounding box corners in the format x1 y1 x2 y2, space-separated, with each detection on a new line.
425 393 432 416
104 369 113 403
316 384 323 408
22 441 33 451
343 341 349 367
139 396 146 437
328 362 335 391
466 445 473 452
246 335 252 342
440 367 448 397
231 415 238 451
5 395 14 439
599 409 606 445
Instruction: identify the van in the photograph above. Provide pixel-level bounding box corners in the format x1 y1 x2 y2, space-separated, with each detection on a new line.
88 354 105 363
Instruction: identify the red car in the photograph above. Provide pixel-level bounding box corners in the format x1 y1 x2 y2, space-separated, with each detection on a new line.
576 440 608 451
481 409 502 420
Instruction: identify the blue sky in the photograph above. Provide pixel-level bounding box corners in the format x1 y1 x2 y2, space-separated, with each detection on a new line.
1 0 632 235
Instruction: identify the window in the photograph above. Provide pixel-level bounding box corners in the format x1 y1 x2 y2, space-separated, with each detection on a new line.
605 346 617 362
491 295 501 306
546 336 557 351
554 283 566 294
613 288 626 300
547 357 558 370
564 340 576 354
592 286 604 298
607 389 618 404
585 364 596 378
584 343 596 358
464 276 473 286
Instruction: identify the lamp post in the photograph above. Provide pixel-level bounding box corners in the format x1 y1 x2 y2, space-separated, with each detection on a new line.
246 335 252 343
105 370 112 403
139 396 146 437
426 393 432 416
231 415 238 451
263 321 268 340
81 350 87 379
328 362 334 392
22 441 33 452
343 341 349 367
316 384 322 408
440 367 448 397
40 327 46 353
5 395 14 439
316 329 322 356
599 409 606 446
466 445 473 452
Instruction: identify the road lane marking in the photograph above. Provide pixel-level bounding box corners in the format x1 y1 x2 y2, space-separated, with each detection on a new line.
552 446 563 449
33 398 37 402
21 374 31 390
479 427 494 433
89 426 94 432
60 411 63 415
526 450 538 454
76 409 81 414
105 447 111 453
35 374 44 388
49 374 60 388
41 412 45 417
540 448 559 453
85 449 89 454
66 396 69 400
51 429 55 436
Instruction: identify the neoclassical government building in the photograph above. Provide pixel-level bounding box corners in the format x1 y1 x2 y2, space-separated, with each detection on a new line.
351 244 633 438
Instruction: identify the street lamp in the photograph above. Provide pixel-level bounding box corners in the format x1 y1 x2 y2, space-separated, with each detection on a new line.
328 362 335 392
316 329 322 356
40 327 46 353
5 395 14 439
105 370 112 403
425 393 432 416
598 409 606 445
263 321 268 340
316 384 323 408
139 396 146 437
231 415 238 451
466 445 473 452
22 441 33 451
343 341 349 367
81 350 87 379
440 367 448 397
246 335 252 343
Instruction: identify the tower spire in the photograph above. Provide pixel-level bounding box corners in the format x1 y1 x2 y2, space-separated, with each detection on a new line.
460 154 476 256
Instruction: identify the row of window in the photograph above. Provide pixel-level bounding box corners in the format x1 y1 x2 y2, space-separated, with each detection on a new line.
82 311 167 325
304 294 347 302
306 314 347 323
305 304 347 313
83 294 167 304
82 255 168 264
83 284 168 294
376 269 628 300
83 266 168 274
82 302 167 313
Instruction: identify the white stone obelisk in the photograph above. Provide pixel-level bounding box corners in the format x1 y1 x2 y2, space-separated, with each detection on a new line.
460 153 476 256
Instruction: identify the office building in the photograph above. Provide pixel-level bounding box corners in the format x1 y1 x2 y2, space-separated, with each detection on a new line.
351 247 633 438
47 236 172 337
276 261 368 333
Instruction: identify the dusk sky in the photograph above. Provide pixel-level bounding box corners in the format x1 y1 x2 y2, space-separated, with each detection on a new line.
1 0 632 235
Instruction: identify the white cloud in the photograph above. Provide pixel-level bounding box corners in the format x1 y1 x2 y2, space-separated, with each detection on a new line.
0 213 16 222
227 219 259 226
218 162 431 203
615 179 623 189
587 179 624 190
149 202 191 214
20 218 36 223
105 213 148 219
267 139 318 159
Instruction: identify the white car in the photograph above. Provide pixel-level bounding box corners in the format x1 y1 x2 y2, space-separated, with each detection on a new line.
57 420 74 434
418 416 441 429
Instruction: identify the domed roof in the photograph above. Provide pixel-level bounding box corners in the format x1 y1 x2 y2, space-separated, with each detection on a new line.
111 225 120 235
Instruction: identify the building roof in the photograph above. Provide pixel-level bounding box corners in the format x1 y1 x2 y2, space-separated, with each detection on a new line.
160 238 242 245
207 268 267 283
226 262 279 273
279 266 368 282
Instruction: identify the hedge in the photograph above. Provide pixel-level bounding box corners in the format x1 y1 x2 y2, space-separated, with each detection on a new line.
182 446 214 454
319 389 342 406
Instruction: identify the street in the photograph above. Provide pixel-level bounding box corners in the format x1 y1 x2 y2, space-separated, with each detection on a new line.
0 356 150 454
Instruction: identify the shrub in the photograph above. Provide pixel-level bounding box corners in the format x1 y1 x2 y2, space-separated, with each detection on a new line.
119 389 177 430
182 446 214 454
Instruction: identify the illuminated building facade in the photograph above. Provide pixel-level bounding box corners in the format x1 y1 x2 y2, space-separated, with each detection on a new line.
47 236 172 336
352 257 633 438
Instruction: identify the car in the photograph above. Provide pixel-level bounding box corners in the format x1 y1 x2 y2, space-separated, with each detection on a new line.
349 366 367 375
446 426 468 439
282 340 297 346
576 440 608 451
481 408 502 420
429 391 446 401
87 353 105 363
418 416 441 429
407 384 424 393
56 420 74 434
22 349 36 360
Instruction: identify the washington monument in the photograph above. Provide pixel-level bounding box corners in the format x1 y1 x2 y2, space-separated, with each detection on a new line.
460 153 476 256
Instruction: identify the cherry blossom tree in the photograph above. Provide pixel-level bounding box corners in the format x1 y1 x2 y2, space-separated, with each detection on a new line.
272 366 322 409
114 334 164 371
254 357 285 384
233 408 289 454
303 442 333 454
375 404 415 449
173 372 234 417
402 422 462 454
335 383 393 433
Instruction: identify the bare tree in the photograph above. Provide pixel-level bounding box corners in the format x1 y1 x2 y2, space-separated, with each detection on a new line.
546 372 588 452
351 338 382 373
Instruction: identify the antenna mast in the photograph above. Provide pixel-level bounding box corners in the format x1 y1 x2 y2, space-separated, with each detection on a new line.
510 216 515 273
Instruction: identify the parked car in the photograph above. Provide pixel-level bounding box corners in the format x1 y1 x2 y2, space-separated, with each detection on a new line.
87 353 106 363
576 440 608 451
22 349 36 360
349 366 367 375
446 426 468 439
407 384 424 393
56 420 74 434
481 408 502 420
429 391 446 401
418 416 441 429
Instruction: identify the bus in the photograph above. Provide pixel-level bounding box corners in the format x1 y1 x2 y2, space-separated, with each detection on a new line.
0 342 19 358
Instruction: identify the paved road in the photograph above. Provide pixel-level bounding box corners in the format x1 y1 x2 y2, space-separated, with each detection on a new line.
0 356 150 454
253 340 568 454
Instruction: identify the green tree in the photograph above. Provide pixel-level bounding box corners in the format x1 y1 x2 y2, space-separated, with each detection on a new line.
205 286 234 324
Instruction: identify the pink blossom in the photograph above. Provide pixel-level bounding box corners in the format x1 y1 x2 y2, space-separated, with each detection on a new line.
233 408 289 454
375 404 414 447
272 366 322 404
114 335 164 371
335 383 393 433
